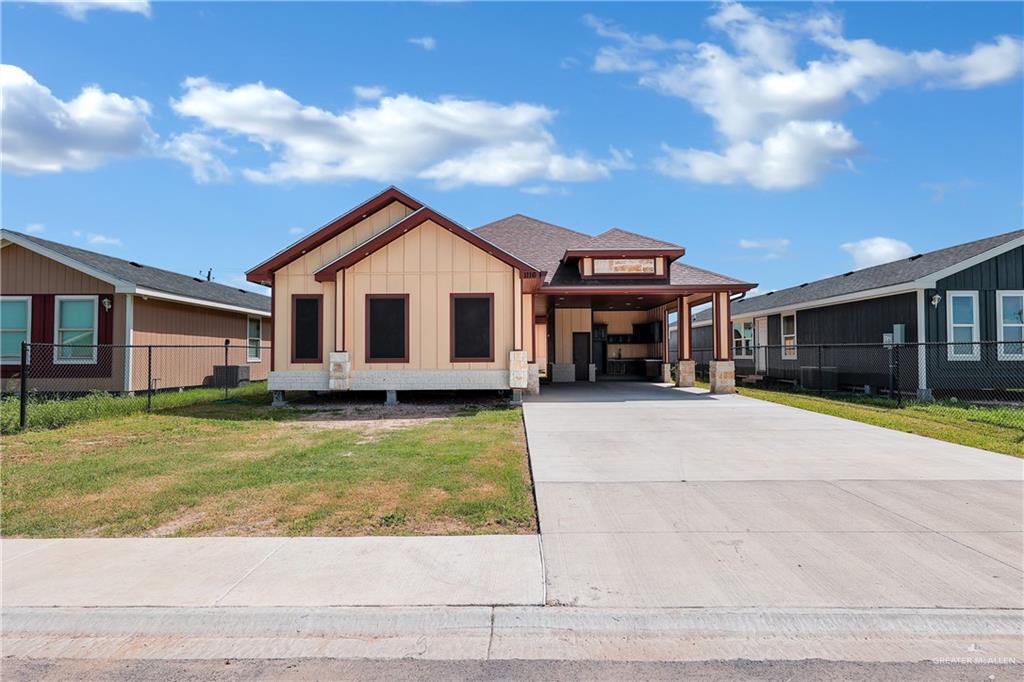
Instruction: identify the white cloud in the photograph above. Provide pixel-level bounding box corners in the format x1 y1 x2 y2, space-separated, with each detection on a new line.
171 76 627 188
656 120 859 190
24 223 46 234
520 184 570 196
841 237 914 269
353 85 385 101
47 1 151 21
588 2 1024 189
738 237 790 260
163 132 232 183
86 233 122 247
288 227 304 235
0 64 155 174
408 36 437 51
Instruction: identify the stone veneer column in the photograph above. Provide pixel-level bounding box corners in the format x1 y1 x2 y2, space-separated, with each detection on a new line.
709 291 736 394
676 360 695 387
328 351 351 391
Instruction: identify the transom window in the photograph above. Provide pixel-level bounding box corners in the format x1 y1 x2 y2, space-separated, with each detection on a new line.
593 258 656 275
451 294 494 362
997 291 1024 360
367 294 409 362
54 295 98 364
732 320 753 358
781 313 797 359
1 296 31 365
947 291 980 361
247 316 262 362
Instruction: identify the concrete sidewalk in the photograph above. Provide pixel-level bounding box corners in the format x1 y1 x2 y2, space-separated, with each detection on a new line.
1 536 544 607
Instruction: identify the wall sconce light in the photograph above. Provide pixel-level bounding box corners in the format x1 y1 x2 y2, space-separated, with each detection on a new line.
101 297 112 312
930 294 942 308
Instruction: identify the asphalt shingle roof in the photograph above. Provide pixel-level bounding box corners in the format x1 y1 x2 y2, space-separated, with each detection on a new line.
693 229 1024 322
4 230 271 313
473 215 749 287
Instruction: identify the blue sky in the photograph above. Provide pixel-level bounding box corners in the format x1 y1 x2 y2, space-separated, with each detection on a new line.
2 1 1022 295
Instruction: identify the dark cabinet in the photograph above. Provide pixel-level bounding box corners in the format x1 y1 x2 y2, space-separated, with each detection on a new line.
631 322 663 344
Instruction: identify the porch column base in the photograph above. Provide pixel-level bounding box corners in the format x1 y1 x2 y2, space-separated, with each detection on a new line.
709 360 736 394
661 363 673 383
676 360 695 387
385 390 398 406
328 351 351 391
588 364 596 383
526 363 540 395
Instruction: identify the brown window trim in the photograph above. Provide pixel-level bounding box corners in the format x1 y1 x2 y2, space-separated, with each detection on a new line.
450 293 495 363
291 294 323 364
366 293 410 363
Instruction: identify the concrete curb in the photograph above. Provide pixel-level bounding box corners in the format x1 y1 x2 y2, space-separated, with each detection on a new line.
4 606 1022 662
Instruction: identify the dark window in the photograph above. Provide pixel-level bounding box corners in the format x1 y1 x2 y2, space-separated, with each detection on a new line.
452 295 493 361
293 296 321 362
367 295 408 362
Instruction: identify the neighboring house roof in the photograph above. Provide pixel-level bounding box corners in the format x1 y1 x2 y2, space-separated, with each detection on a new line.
693 228 1024 323
313 207 541 283
1 229 271 316
474 214 750 289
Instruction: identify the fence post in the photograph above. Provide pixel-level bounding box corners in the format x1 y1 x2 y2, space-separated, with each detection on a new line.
147 345 153 411
19 341 28 429
817 345 823 395
893 344 902 406
223 338 230 400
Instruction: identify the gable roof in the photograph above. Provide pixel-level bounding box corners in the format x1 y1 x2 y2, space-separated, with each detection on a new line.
2 230 271 316
474 214 751 289
693 228 1024 323
246 186 423 283
313 207 542 283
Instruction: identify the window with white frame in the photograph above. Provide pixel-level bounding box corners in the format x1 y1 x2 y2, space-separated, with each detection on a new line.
54 295 98 363
946 291 979 361
781 313 797 359
1 296 31 365
997 291 1024 360
732 320 753 358
247 316 262 361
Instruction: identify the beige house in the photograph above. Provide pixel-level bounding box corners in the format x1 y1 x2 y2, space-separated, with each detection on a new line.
1 230 271 393
247 187 755 401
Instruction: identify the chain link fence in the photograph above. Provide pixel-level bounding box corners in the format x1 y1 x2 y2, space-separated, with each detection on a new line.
2 342 272 432
692 341 1024 428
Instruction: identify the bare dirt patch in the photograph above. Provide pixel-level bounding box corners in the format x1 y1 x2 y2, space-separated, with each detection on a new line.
283 403 471 437
146 509 207 537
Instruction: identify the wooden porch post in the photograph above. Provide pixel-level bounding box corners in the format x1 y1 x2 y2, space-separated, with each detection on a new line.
678 296 692 361
710 291 736 393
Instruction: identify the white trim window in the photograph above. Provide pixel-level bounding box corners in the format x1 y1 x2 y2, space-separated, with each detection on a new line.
732 320 753 358
946 291 980 361
247 316 262 362
781 313 797 360
1 296 32 365
996 290 1024 360
54 295 99 364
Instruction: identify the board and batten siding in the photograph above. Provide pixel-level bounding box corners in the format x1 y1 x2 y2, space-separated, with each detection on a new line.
131 297 271 391
272 200 416 371
552 307 591 364
925 244 1024 390
0 243 125 392
343 219 518 371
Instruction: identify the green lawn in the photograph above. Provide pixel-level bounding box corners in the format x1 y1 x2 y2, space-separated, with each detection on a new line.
717 382 1024 457
1 393 536 537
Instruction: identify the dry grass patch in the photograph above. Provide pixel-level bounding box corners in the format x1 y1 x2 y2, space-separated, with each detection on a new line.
2 398 536 537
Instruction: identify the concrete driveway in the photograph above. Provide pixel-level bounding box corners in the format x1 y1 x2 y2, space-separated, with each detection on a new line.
524 382 1023 609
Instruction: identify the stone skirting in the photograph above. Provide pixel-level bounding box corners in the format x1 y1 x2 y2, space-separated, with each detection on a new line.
676 360 695 387
268 371 331 392
551 363 576 383
709 360 736 394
